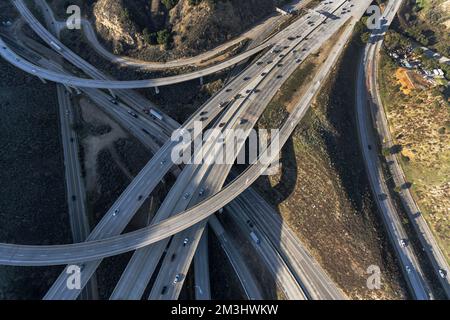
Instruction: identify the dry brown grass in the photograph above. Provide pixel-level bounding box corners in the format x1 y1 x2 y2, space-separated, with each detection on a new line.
379 53 450 264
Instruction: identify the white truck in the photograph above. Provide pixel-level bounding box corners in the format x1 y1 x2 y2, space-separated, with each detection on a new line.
50 41 62 51
150 109 163 121
250 231 260 245
271 45 281 54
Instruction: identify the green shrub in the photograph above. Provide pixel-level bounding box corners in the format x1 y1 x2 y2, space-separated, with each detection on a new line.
157 29 171 46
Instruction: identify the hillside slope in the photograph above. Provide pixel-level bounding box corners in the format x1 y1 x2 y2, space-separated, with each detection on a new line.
398 0 450 57
91 0 286 60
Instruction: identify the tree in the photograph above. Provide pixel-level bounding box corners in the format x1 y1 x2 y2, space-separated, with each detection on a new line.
360 32 370 44
382 147 391 157
390 144 403 154
143 28 158 45
157 29 171 47
413 47 423 55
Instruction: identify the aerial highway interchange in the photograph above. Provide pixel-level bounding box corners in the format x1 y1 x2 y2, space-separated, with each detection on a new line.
0 0 448 301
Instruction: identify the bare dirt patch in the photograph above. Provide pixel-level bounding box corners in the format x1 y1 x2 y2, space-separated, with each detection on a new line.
395 68 415 94
78 97 128 191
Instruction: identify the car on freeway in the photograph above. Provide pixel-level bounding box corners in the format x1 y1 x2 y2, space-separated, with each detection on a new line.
400 239 407 247
378 193 388 201
439 269 447 279
250 231 260 245
183 238 189 246
406 265 412 273
113 209 119 216
183 193 190 200
198 188 205 196
161 286 168 295
173 274 182 284
127 110 138 118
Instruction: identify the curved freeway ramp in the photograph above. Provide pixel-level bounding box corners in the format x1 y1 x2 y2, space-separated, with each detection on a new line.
0 36 268 89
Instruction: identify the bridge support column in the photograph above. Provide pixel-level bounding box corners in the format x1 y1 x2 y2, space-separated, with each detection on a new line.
154 86 160 94
38 77 47 84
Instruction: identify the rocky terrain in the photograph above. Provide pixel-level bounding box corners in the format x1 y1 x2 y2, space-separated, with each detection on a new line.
91 0 288 60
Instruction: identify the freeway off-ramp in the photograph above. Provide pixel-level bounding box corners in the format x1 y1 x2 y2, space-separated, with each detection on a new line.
3 0 270 89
